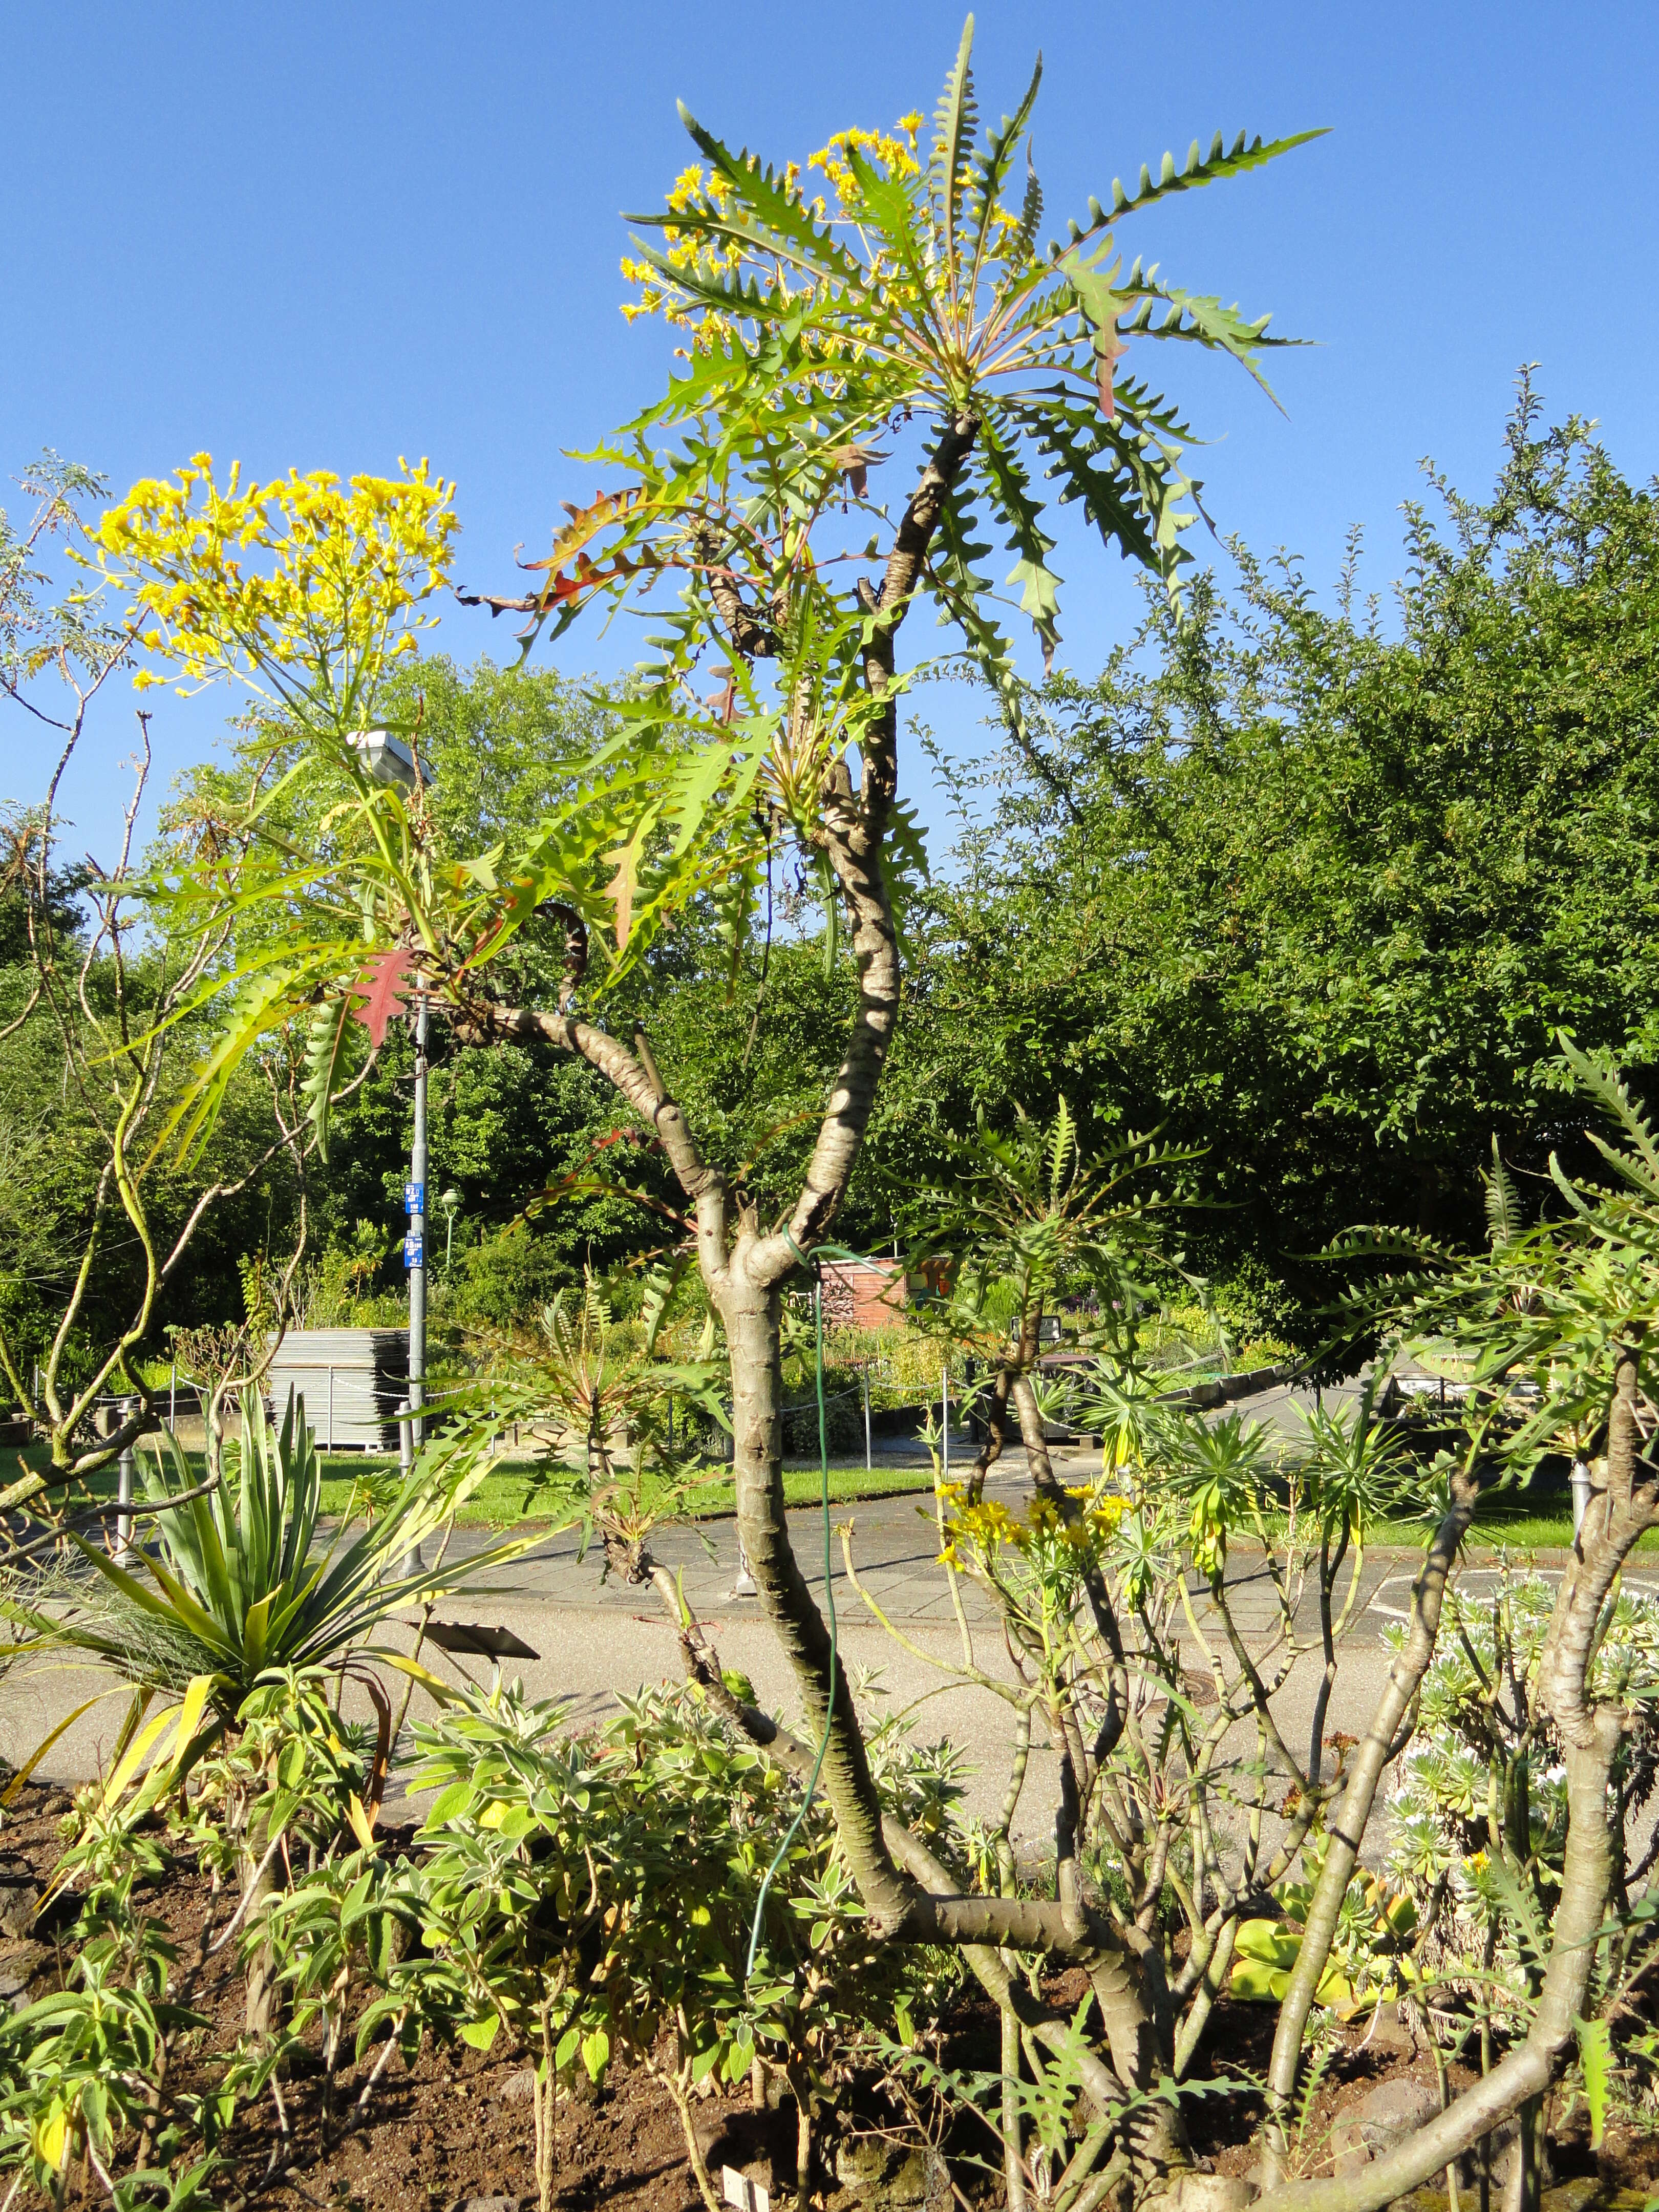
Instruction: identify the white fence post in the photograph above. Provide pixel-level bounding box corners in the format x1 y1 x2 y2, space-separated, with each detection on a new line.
862 1366 871 1472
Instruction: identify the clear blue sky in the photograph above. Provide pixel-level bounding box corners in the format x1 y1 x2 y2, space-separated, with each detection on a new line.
5 0 1657 862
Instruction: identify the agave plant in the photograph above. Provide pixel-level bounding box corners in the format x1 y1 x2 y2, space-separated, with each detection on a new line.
9 1387 531 1751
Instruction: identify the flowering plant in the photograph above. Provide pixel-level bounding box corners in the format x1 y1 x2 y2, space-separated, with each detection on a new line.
92 454 458 742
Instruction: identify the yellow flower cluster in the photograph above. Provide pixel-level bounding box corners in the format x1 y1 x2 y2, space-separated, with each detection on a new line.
938 1481 1126 1571
806 112 922 209
620 161 767 335
619 112 923 348
95 454 458 725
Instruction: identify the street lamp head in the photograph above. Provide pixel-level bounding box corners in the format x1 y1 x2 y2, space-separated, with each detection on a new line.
349 730 435 796
439 1188 461 1216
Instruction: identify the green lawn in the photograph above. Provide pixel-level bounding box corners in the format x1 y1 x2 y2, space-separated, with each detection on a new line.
312 1454 940 1526
4 1438 939 1530
12 1436 1652 1553
1374 1503 1659 1556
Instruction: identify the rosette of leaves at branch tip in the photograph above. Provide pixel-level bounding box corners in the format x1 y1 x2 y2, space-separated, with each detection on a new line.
901 1098 1199 1363
457 1268 735 1569
1328 1043 1659 1470
92 23 1316 1186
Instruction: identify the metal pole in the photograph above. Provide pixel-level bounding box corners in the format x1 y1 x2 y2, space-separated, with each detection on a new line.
168 1364 176 1434
327 1367 334 1453
1571 1459 1593 1540
392 1395 427 1580
941 1365 949 1484
116 1396 136 1560
409 995 429 1454
862 1365 871 1473
403 998 429 1574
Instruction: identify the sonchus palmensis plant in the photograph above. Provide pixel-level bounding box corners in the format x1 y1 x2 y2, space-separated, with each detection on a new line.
103 22 1317 2198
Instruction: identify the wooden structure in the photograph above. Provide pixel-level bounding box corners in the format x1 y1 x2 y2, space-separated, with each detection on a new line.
818 1257 908 1330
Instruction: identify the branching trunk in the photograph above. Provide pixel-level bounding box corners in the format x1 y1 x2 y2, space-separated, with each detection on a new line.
1254 1355 1655 2212
1262 1474 1478 2169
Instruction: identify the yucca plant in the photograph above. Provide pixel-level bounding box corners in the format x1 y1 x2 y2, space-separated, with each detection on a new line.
25 1388 519 1714
7 1387 536 2032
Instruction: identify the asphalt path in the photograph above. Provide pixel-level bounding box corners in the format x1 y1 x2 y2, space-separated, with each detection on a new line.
0 1434 1395 1846
11 1403 1652 1866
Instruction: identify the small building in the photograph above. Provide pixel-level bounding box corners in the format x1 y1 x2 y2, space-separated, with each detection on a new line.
818 1257 909 1330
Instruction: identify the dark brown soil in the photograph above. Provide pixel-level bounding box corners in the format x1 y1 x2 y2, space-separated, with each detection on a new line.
3 1782 1656 2211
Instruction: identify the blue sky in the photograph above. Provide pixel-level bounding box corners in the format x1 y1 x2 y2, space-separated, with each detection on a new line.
4 0 1657 862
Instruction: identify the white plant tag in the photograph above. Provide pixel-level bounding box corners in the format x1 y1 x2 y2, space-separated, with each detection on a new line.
722 2166 770 2212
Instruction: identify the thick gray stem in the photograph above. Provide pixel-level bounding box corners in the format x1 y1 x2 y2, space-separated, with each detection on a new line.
724 1268 916 1930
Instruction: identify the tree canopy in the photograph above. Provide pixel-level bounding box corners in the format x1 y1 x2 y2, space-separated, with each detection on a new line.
885 386 1659 1327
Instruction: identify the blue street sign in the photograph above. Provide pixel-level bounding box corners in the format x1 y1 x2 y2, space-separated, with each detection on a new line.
403 1231 424 1268
404 1180 425 1215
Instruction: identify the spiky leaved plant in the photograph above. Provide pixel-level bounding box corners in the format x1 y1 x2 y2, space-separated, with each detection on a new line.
101 20 1318 2186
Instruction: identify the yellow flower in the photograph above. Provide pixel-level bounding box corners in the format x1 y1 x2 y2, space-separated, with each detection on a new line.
95 454 458 736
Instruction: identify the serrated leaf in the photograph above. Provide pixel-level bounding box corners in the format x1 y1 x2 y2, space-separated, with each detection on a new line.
1578 2015 1611 2147
350 948 416 1050
302 993 366 1164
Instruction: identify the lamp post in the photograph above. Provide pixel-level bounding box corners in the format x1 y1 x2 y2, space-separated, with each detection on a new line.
439 1187 461 1270
406 996 429 1452
352 730 434 1578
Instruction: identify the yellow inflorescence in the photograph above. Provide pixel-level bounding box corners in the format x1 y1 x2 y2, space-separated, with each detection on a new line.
806 112 922 208
937 1481 1127 1572
619 112 925 348
95 454 459 721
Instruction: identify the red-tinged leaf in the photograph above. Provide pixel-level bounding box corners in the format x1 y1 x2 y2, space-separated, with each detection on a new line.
605 817 655 953
517 487 647 575
455 877 539 977
608 846 637 953
350 950 416 1049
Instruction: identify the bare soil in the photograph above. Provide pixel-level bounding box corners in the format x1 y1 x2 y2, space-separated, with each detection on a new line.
2 1783 1656 2211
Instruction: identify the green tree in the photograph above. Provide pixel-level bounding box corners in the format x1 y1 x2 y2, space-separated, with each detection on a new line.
905 387 1659 1328
0 456 309 1493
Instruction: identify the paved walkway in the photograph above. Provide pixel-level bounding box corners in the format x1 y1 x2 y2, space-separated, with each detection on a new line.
11 1411 1649 1864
